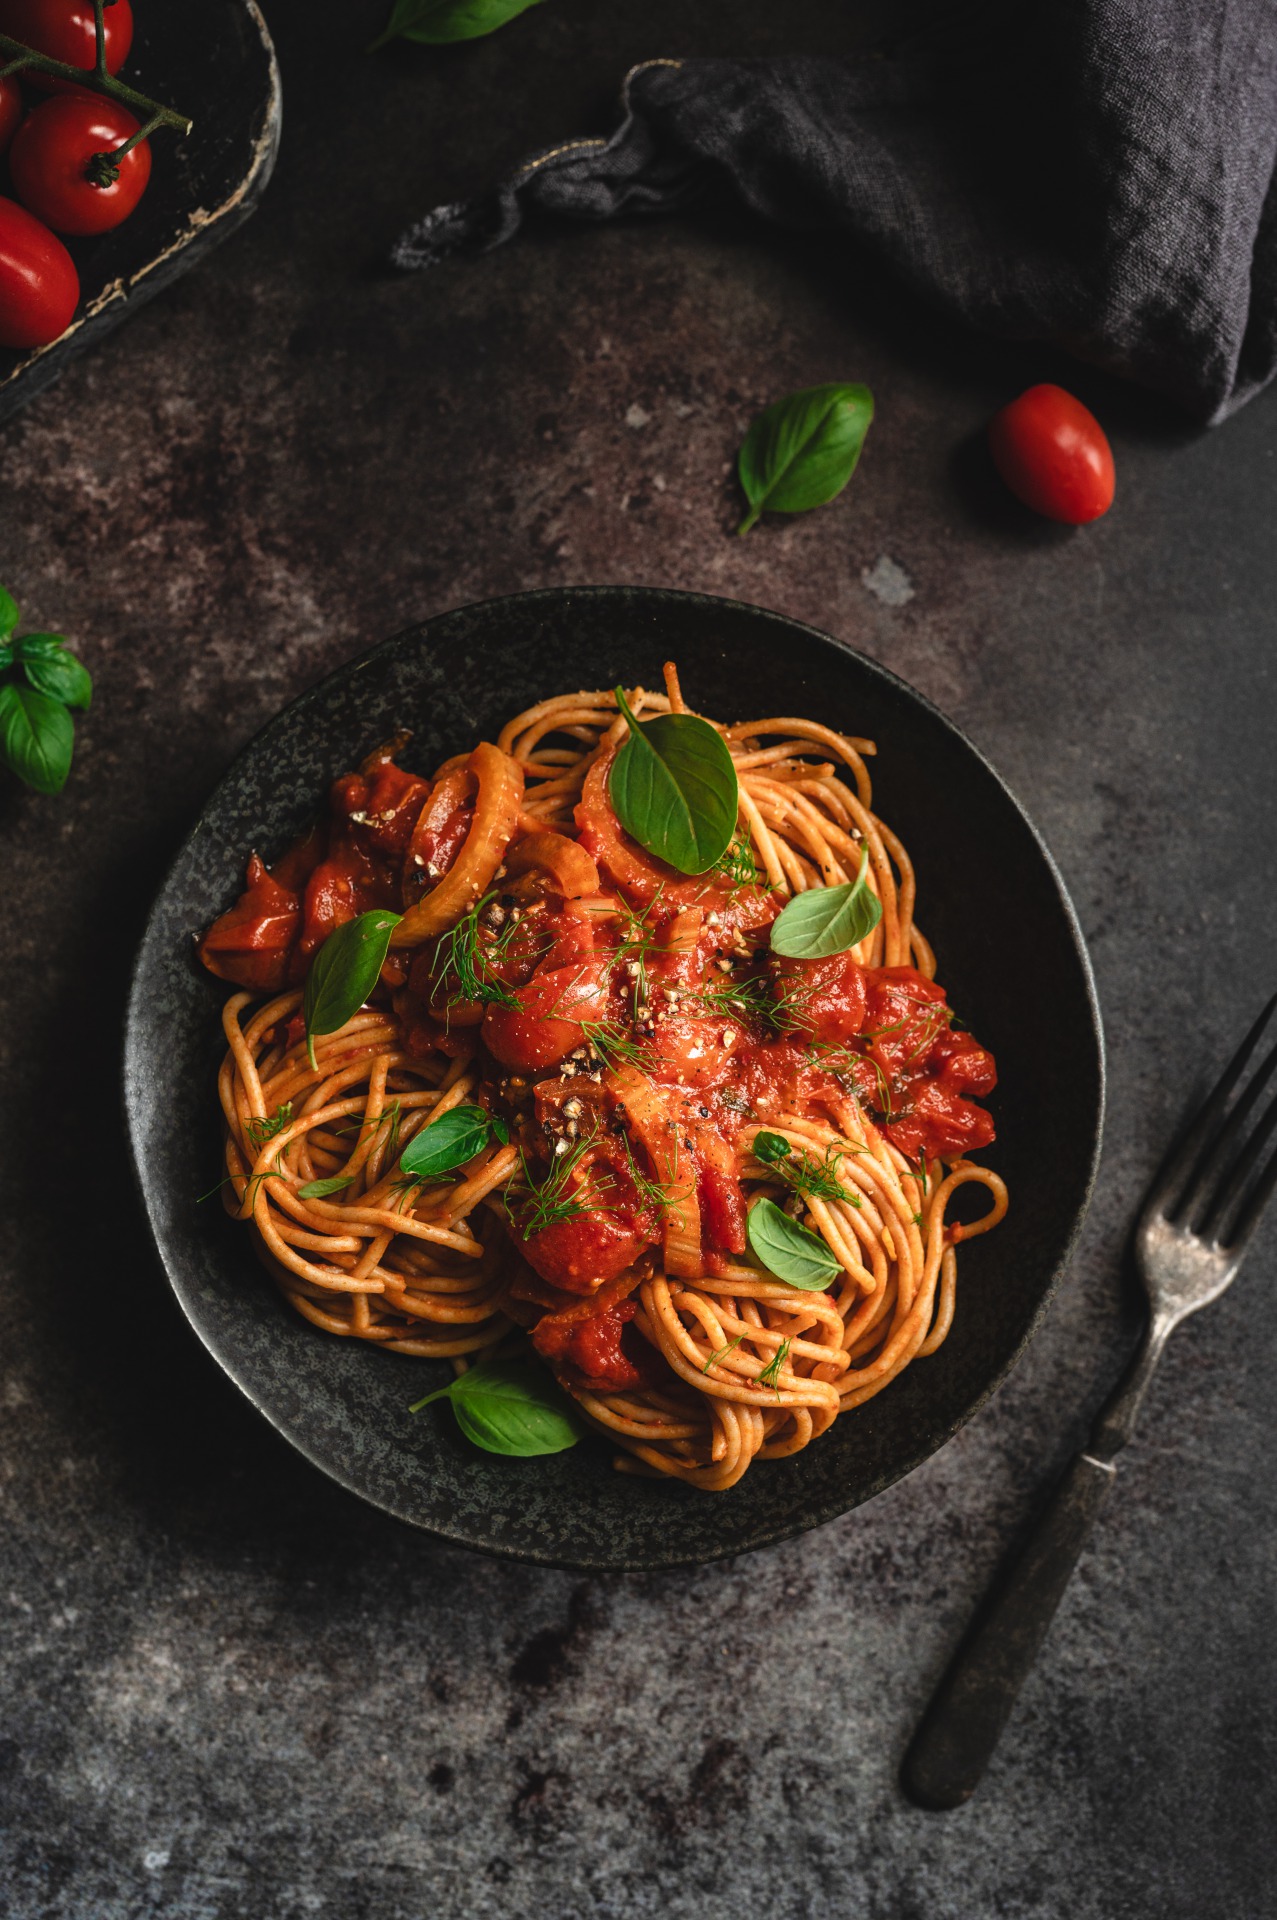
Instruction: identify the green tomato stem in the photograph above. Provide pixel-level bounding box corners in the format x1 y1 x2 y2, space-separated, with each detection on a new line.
0 33 193 137
86 110 163 187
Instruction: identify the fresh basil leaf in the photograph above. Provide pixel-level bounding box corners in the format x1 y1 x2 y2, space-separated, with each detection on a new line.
410 1359 582 1456
737 382 874 535
18 638 92 712
609 686 738 875
298 1174 356 1199
303 909 402 1067
370 0 544 49
12 631 67 661
747 1196 842 1290
752 1129 794 1166
399 1104 504 1180
770 847 883 959
0 682 74 795
0 585 17 640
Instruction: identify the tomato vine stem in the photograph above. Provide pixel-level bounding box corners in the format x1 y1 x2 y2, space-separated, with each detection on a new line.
0 9 193 156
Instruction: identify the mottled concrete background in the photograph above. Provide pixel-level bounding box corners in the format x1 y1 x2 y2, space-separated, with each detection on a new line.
2 4 1275 1916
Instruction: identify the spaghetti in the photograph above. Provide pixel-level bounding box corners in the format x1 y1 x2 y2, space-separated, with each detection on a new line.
201 666 1007 1491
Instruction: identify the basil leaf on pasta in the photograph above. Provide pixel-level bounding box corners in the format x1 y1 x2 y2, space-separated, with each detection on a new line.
751 1129 794 1166
0 682 74 795
303 909 402 1068
399 1104 507 1180
410 1360 583 1457
298 1174 356 1199
737 383 874 535
747 1196 842 1290
770 847 882 959
370 0 544 49
609 685 738 875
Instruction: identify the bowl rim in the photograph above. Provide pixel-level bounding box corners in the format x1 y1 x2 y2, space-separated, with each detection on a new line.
123 583 1106 1566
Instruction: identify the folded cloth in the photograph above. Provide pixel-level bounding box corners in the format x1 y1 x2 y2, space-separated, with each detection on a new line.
390 1 1277 424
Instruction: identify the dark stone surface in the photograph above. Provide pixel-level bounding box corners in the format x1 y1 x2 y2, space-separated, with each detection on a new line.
0 2 1273 1914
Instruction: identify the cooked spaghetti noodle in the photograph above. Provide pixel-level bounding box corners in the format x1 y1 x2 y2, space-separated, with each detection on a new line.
201 666 1007 1490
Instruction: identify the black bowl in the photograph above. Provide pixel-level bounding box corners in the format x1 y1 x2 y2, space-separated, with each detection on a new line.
124 587 1104 1570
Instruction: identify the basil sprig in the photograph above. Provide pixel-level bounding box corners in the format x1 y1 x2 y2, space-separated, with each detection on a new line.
410 1359 583 1456
370 0 544 50
303 910 402 1069
770 847 882 959
737 383 874 535
0 585 92 796
399 1104 509 1180
746 1196 842 1291
609 685 739 875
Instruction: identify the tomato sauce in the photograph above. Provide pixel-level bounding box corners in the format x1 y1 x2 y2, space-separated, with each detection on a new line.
199 743 997 1395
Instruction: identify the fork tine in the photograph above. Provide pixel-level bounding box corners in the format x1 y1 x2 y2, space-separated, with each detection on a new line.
1203 1090 1277 1247
1179 1041 1277 1227
1218 1138 1277 1252
1141 992 1277 1225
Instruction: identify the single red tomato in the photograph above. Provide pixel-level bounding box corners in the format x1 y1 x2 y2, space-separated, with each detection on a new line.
987 384 1115 524
10 95 150 235
0 0 133 93
0 75 23 153
0 195 78 347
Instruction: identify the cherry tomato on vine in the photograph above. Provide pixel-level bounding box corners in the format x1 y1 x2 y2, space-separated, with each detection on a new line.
0 195 78 347
0 74 23 153
10 95 150 235
987 384 1115 525
0 0 133 94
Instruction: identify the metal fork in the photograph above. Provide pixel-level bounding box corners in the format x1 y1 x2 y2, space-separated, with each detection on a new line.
903 993 1277 1810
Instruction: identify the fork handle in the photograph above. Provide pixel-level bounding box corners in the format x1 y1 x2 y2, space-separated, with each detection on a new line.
901 1449 1117 1809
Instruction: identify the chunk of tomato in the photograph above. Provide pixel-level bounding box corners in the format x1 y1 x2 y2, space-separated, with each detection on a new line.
481 959 611 1070
531 1296 665 1391
775 950 867 1041
885 1080 995 1159
331 763 430 860
522 1207 654 1294
198 854 301 992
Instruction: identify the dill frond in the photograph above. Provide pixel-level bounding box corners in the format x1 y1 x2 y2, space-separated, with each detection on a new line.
244 1102 294 1146
756 1338 792 1393
712 834 761 887
503 1133 606 1239
431 894 521 1010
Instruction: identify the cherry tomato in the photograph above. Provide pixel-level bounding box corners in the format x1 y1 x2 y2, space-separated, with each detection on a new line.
0 0 133 94
987 384 1115 525
10 95 150 235
0 194 78 347
0 75 22 153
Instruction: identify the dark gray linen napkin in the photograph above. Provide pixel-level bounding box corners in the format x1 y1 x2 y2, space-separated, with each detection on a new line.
390 2 1277 423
